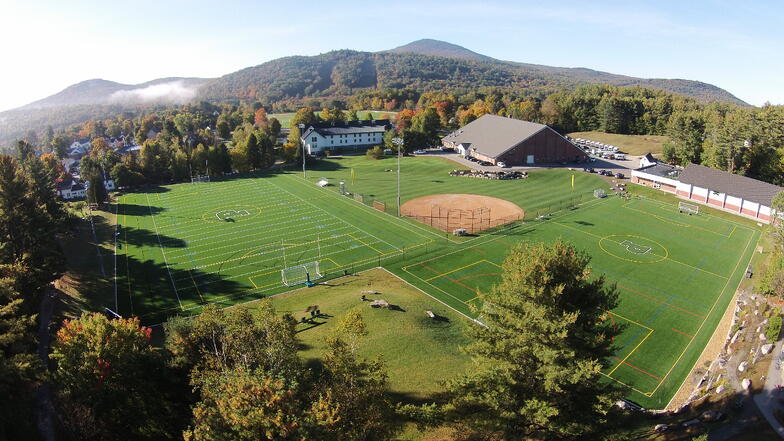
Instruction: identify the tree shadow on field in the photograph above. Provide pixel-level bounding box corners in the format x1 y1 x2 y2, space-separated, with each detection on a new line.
575 220 594 226
120 225 186 249
115 254 246 326
116 203 164 217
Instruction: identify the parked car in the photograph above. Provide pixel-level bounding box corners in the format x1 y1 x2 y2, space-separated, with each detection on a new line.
413 149 426 154
614 172 625 179
599 170 610 176
497 161 508 168
583 167 595 173
479 161 491 166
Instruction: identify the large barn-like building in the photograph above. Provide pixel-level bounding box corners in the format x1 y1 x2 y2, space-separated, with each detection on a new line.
441 115 587 165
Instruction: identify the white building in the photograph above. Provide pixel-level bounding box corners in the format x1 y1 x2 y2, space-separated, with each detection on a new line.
56 178 115 200
300 120 390 155
632 162 783 223
639 153 658 168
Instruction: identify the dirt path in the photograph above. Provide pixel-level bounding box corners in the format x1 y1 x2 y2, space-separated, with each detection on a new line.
35 285 57 441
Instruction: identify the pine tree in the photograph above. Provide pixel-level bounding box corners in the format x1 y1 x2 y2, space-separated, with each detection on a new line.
448 240 622 440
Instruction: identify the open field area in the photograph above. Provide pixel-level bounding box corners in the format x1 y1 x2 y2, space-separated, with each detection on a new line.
568 130 668 156
270 110 398 128
247 267 472 401
114 155 761 409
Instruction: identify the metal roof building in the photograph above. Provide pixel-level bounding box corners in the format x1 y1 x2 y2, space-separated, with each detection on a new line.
441 115 587 165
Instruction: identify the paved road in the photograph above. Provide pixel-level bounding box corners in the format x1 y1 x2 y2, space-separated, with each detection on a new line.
754 341 784 438
418 151 642 178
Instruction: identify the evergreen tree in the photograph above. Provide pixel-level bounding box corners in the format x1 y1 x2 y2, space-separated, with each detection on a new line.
448 240 622 440
86 174 108 205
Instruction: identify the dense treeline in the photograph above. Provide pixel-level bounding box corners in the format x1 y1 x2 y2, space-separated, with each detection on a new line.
0 142 67 439
11 83 784 187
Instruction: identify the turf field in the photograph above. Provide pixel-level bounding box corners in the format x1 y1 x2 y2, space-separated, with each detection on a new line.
391 194 759 408
269 110 397 128
115 156 760 408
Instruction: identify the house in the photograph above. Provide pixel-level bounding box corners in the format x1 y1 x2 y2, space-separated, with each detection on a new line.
441 115 587 165
632 162 783 223
115 145 141 156
639 153 658 168
57 179 86 200
56 178 115 200
300 120 390 155
68 140 91 158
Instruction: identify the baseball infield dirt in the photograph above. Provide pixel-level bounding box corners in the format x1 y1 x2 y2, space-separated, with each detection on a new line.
400 194 524 234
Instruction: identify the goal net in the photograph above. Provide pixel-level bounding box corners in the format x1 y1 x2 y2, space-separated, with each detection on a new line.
281 261 322 286
191 174 210 184
678 201 699 215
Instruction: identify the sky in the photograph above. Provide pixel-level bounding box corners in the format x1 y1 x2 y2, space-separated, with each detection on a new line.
0 0 782 111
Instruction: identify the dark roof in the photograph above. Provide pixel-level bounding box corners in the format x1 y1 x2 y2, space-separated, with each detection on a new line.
442 115 561 158
56 179 73 191
636 163 681 180
301 119 390 138
71 183 85 191
679 163 783 206
116 145 141 155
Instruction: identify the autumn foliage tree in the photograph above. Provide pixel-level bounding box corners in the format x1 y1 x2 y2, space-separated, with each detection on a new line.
51 313 186 441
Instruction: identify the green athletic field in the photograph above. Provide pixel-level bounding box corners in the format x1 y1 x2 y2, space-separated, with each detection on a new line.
115 156 760 409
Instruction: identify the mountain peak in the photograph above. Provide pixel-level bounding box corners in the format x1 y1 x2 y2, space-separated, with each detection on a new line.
386 39 493 61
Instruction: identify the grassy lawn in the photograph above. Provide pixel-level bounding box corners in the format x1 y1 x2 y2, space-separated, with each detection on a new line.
270 110 398 128
107 154 761 409
246 267 472 401
568 130 668 156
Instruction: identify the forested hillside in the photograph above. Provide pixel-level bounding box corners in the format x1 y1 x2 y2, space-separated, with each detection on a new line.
0 40 748 144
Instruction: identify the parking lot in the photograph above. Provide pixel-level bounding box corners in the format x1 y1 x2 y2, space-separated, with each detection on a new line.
417 150 641 179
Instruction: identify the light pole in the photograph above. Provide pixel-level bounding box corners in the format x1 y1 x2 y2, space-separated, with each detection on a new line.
392 137 404 216
298 124 306 179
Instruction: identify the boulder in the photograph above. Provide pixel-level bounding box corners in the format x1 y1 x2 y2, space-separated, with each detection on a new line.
738 361 748 372
715 384 726 394
654 424 669 432
762 343 774 355
742 378 752 390
682 418 700 428
760 333 768 341
701 410 722 421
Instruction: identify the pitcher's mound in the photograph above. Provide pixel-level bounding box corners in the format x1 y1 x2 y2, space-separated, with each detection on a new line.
401 194 524 234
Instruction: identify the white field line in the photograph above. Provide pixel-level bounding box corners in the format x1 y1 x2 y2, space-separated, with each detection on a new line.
172 236 387 286
257 177 402 253
166 210 338 246
113 196 119 312
167 220 352 262
170 225 361 262
145 193 183 310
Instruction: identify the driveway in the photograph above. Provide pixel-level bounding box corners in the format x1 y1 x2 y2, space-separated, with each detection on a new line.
418 151 643 178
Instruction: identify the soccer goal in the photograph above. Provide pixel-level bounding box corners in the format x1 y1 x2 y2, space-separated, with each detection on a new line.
281 261 323 286
678 201 699 215
191 174 210 184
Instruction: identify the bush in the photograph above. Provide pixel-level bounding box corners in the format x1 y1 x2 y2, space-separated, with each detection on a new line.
365 146 384 160
766 314 782 341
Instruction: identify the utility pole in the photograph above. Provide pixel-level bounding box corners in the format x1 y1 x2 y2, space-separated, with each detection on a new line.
392 137 404 216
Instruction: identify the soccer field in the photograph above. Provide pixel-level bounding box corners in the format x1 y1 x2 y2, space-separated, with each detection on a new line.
392 194 759 408
115 156 760 409
116 172 440 324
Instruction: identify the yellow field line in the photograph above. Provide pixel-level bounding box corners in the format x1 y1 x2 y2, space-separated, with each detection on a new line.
349 233 384 254
622 200 734 238
553 221 728 279
189 270 205 302
600 372 653 397
650 227 758 399
609 311 653 332
607 327 654 377
425 259 489 281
